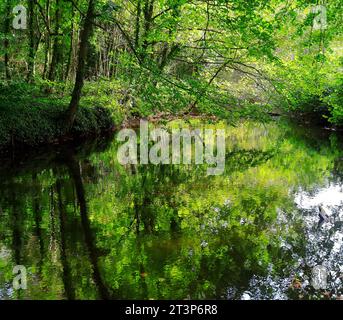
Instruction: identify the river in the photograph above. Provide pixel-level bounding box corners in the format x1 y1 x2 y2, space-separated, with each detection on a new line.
0 119 342 300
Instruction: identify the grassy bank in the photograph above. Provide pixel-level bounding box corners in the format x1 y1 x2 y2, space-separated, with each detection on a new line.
0 81 115 153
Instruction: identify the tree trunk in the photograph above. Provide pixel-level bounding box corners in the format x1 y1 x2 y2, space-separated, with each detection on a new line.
141 0 155 60
4 0 11 80
134 0 142 49
48 0 61 81
42 0 51 79
27 0 36 82
64 5 75 81
66 0 96 130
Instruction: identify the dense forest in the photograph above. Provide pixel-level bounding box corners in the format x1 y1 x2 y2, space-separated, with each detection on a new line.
0 0 342 149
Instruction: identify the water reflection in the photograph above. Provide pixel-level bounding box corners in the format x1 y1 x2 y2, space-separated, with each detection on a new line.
0 120 342 300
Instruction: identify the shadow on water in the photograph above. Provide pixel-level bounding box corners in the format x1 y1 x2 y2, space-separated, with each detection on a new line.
0 119 342 300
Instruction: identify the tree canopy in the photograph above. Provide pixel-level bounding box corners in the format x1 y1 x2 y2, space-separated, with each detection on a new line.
0 0 342 127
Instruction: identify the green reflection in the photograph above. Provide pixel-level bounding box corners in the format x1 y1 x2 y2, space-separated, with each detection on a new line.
0 120 342 300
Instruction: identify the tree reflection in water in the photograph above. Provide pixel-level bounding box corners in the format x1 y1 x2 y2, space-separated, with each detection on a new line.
0 120 342 300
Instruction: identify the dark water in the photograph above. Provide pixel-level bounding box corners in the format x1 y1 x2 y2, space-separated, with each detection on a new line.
0 119 342 300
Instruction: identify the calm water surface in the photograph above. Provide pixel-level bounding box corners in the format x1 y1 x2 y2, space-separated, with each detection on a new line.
0 119 342 300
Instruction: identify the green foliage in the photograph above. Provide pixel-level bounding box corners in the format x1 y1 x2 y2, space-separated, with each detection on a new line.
265 0 343 124
324 75 343 125
0 81 114 150
0 0 341 133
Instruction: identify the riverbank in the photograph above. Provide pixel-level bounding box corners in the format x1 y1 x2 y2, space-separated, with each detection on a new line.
1 80 341 155
0 81 115 154
1 103 340 156
0 103 115 154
